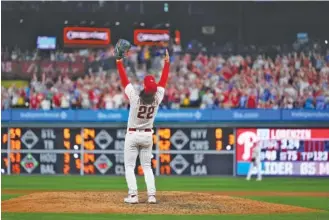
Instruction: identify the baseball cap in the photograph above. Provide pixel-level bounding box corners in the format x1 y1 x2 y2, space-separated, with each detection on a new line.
144 75 157 94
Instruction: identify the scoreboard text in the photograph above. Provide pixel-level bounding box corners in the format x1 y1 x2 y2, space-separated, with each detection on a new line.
1 127 234 176
236 128 329 176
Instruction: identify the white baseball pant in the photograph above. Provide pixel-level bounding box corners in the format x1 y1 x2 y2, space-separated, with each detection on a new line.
124 130 156 196
246 158 262 180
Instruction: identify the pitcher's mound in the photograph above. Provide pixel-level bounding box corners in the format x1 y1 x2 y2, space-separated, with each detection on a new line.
2 191 319 215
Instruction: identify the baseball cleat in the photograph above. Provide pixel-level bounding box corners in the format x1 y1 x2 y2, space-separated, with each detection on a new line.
124 194 139 204
256 178 262 181
148 195 156 204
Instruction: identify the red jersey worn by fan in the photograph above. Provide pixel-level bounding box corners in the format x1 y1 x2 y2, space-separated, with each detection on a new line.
30 94 39 109
116 50 170 205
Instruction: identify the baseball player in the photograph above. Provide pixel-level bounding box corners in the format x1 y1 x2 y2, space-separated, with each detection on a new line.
115 39 170 204
246 141 262 181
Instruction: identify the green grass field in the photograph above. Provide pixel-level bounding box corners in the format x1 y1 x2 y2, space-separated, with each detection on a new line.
1 176 329 220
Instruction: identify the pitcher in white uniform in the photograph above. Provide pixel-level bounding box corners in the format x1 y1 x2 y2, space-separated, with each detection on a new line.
115 40 170 204
246 141 262 181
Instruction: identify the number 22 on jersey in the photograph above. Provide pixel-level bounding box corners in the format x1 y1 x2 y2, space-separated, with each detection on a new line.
137 106 155 119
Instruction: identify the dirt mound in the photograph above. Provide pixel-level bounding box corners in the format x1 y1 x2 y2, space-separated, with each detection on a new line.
1 191 320 215
3 189 328 197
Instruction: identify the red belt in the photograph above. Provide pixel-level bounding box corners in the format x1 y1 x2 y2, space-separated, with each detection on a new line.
128 128 152 132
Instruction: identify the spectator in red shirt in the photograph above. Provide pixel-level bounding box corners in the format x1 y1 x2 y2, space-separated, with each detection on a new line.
3 45 329 110
230 91 240 108
52 92 61 109
247 93 257 108
30 93 39 109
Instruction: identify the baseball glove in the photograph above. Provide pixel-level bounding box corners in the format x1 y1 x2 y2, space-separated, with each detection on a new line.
114 39 131 59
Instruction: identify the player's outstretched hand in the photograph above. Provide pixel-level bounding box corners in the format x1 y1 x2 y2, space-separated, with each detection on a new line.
164 49 170 62
115 39 131 60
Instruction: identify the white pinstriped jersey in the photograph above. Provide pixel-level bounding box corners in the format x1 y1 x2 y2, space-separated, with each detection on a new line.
125 83 165 129
251 143 261 160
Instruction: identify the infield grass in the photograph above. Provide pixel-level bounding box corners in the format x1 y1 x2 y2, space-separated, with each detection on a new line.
1 176 329 220
2 176 329 191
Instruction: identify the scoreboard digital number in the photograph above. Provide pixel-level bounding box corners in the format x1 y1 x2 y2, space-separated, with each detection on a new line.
1 127 235 176
158 128 234 151
1 128 8 174
158 127 234 175
0 127 157 176
236 128 329 176
1 128 81 174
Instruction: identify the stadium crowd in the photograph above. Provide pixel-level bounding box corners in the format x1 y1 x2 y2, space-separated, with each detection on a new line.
2 45 329 110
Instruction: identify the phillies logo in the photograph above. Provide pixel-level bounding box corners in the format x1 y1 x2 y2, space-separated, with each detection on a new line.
237 131 259 161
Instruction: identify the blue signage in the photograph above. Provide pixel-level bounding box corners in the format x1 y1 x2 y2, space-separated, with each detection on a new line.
76 110 129 122
282 109 329 121
2 109 329 122
155 109 211 122
1 110 10 121
10 110 75 122
211 109 281 121
236 162 256 175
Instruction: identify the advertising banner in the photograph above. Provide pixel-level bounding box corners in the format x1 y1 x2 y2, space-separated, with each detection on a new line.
76 110 129 122
211 109 281 121
134 29 171 46
39 61 57 74
21 61 38 75
3 109 329 122
1 110 10 121
37 36 56 50
282 109 329 121
70 62 85 75
3 61 85 77
1 80 29 88
1 61 13 73
236 128 329 176
11 110 75 122
64 27 111 47
155 109 211 122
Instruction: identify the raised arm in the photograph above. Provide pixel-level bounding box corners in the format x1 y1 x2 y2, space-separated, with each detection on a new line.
158 49 170 88
116 59 130 88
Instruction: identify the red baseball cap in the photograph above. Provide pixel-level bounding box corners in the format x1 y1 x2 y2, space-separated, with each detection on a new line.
144 75 157 94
